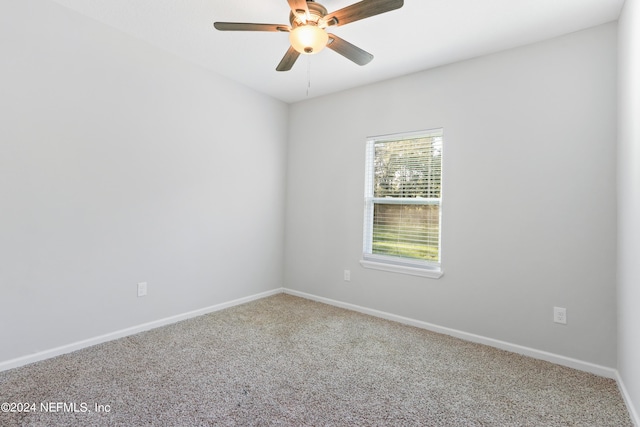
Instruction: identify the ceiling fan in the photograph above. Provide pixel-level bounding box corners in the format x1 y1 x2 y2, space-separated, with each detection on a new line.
214 0 404 71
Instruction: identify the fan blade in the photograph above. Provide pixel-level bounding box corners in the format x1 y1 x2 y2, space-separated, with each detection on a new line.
321 0 403 27
276 46 301 71
327 34 373 66
214 22 290 32
287 0 310 23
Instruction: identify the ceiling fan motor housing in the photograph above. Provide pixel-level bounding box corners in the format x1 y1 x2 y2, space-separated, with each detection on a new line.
289 1 328 27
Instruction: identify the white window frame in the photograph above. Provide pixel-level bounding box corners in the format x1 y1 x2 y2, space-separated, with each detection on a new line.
360 129 444 279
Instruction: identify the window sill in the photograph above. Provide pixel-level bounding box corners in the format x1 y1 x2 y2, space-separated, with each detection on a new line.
359 259 443 279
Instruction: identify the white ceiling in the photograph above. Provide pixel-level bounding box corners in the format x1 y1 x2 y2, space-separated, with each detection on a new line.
50 0 624 104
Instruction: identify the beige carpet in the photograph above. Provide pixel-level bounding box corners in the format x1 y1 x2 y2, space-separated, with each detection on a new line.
0 294 632 426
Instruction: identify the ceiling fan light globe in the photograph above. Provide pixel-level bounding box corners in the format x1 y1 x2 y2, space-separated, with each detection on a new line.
289 25 328 55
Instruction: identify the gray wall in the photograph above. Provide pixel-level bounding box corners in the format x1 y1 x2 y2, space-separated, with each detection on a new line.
0 0 288 362
618 0 640 418
285 23 618 367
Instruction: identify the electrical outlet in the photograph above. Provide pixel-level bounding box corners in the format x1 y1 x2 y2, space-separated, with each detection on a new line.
137 282 147 297
344 270 351 282
553 307 566 324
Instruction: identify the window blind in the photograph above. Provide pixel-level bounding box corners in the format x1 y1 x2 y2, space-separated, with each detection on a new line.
363 129 443 269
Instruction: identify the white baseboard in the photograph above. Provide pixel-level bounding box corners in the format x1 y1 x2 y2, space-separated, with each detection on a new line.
0 288 284 373
283 288 618 379
616 371 640 427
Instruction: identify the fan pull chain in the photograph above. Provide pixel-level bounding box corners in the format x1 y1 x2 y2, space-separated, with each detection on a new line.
306 56 311 97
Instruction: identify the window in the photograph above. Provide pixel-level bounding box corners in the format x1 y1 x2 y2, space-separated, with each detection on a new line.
361 129 443 278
